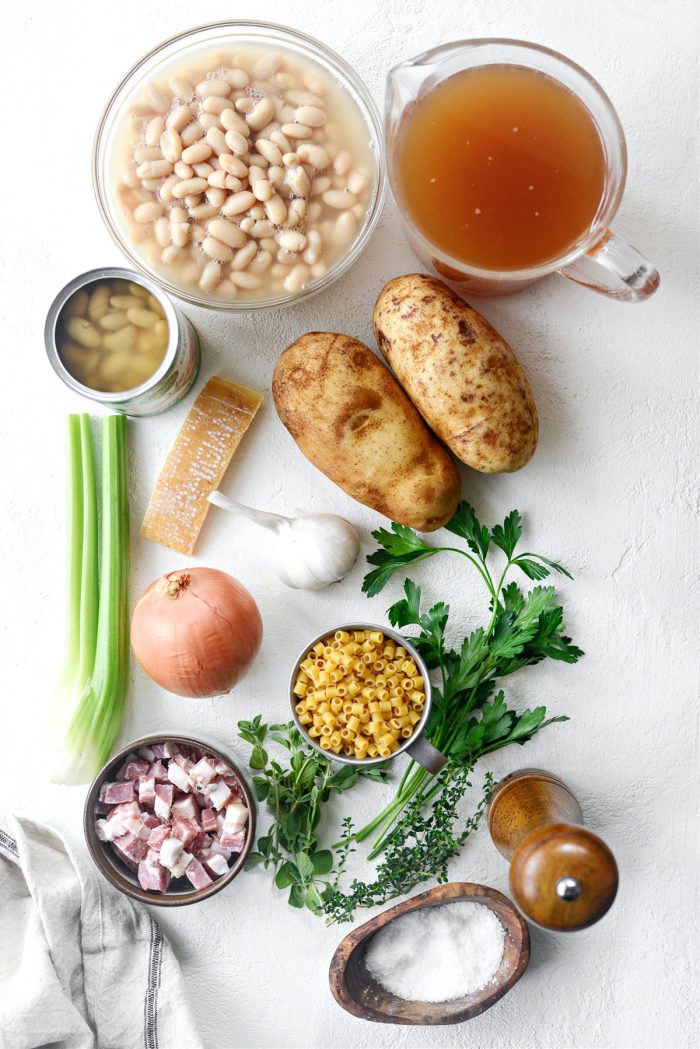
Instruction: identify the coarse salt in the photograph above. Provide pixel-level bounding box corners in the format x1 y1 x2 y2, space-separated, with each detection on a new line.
364 901 505 1003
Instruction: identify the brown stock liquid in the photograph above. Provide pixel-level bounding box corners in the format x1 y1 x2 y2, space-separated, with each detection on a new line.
396 64 607 271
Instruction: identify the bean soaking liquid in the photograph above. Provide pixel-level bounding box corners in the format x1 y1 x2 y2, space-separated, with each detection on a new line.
395 64 607 270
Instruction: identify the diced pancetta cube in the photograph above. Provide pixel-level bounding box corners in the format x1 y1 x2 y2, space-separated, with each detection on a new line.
138 746 156 762
99 780 135 805
154 783 175 820
200 808 218 834
112 842 139 872
159 836 184 872
95 819 109 842
138 850 170 893
189 747 206 762
142 813 160 829
213 759 232 775
95 800 112 816
147 824 171 852
138 777 156 808
190 757 217 788
185 857 213 890
223 801 248 832
113 832 149 862
208 840 232 861
205 779 232 811
219 829 246 853
172 818 199 848
172 753 194 774
148 761 167 782
194 833 214 859
171 795 199 821
100 816 127 841
202 852 230 878
151 742 178 759
121 760 150 781
167 762 192 793
109 800 140 820
123 814 152 840
115 753 138 778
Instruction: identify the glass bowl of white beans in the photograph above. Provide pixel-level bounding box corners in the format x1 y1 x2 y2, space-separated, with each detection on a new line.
93 22 386 310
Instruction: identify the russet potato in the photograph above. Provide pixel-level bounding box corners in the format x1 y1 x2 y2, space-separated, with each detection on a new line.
272 332 460 531
373 274 538 473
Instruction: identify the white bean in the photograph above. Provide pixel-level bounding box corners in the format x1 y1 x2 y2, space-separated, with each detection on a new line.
295 105 326 128
231 270 263 290
199 260 222 291
297 143 329 170
247 165 266 184
232 241 257 270
312 175 331 195
146 84 170 113
254 54 282 79
303 230 322 265
127 307 160 328
216 279 238 298
189 203 219 219
180 122 204 146
251 219 274 238
192 162 214 178
167 105 194 131
160 128 183 163
199 113 223 131
224 129 249 156
137 159 172 179
220 108 249 134
145 116 165 146
203 95 232 115
256 138 283 166
221 190 256 216
168 75 194 99
287 199 308 226
171 222 190 248
196 79 231 98
134 201 164 222
224 68 250 89
207 218 247 249
206 126 228 156
224 175 244 192
347 171 369 196
281 123 312 140
99 311 130 331
239 216 255 234
268 165 286 190
219 154 248 178
182 260 203 283
206 187 227 207
208 170 228 189
181 141 213 165
87 285 110 321
333 150 352 176
271 130 292 153
174 161 194 179
265 194 287 225
277 229 306 253
171 177 209 199
154 216 171 247
323 189 357 210
191 224 205 244
121 163 140 188
285 165 310 197
283 264 310 293
202 236 233 262
103 324 138 352
334 210 358 243
246 98 275 130
133 146 161 163
261 236 278 253
252 179 273 202
235 97 254 114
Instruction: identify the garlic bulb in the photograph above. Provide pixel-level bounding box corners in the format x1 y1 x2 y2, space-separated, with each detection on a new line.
207 492 360 590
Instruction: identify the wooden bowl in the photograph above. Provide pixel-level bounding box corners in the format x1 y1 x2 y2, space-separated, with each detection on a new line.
329 882 530 1025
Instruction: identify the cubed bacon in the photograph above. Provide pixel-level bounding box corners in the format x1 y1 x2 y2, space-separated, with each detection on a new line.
121 760 150 781
109 800 140 820
138 851 171 893
189 746 206 762
160 837 192 879
213 759 232 775
95 800 112 816
138 777 156 808
151 742 178 759
114 832 149 861
95 819 109 842
167 762 192 793
202 852 230 878
222 801 248 832
154 783 175 820
142 813 160 829
200 808 218 834
147 824 171 852
172 818 199 848
194 833 214 859
123 814 152 840
206 779 232 811
115 753 138 778
195 791 213 808
219 828 246 852
208 840 232 860
151 761 169 783
171 795 199 821
172 753 194 774
112 843 139 872
185 857 213 890
138 746 156 762
190 757 217 788
99 780 135 805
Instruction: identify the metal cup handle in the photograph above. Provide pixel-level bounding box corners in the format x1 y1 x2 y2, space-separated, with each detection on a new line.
404 733 447 774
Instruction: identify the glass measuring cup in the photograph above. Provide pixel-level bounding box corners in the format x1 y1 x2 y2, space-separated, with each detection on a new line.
386 39 660 301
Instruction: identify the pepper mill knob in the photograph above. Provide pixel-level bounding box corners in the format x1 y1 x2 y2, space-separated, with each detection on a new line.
487 769 618 932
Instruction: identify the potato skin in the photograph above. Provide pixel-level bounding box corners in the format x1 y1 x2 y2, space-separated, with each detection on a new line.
373 274 538 473
272 332 460 531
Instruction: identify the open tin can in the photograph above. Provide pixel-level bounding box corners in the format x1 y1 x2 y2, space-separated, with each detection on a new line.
288 622 446 773
44 266 200 416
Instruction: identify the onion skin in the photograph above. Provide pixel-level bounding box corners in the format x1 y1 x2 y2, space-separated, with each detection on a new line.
131 568 263 697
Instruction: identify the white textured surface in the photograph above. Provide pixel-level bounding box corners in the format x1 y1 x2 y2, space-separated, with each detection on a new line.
1 2 698 1047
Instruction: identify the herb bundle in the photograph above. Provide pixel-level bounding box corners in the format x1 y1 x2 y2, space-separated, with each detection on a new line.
239 717 386 913
323 502 582 921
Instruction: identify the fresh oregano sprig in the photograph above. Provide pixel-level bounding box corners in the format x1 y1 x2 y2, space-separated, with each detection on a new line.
238 717 385 914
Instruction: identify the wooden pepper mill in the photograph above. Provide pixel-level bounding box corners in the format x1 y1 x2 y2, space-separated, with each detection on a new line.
487 768 618 931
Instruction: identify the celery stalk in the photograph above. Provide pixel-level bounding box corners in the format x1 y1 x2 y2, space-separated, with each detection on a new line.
49 415 99 767
51 414 130 784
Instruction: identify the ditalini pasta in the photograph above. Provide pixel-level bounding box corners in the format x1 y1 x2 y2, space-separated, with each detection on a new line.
293 630 425 759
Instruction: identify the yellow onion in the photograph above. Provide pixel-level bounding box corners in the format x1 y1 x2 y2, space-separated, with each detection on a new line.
131 568 262 697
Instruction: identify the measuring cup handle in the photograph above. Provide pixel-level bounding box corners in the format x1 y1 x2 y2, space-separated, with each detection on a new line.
559 229 660 302
405 734 446 774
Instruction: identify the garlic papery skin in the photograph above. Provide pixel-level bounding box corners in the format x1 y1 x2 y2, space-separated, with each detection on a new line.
274 514 360 590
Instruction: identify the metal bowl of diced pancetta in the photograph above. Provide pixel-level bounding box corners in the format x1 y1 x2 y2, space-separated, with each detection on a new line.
84 733 256 905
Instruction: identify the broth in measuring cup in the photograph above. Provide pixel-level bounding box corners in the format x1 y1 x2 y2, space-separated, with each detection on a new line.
57 278 168 392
